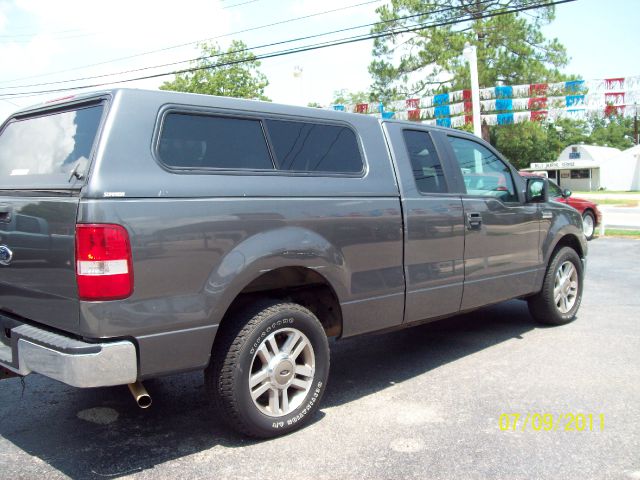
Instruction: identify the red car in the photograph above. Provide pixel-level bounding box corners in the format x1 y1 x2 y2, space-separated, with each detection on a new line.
520 172 602 240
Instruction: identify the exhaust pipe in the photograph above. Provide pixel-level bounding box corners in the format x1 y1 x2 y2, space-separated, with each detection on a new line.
128 381 152 409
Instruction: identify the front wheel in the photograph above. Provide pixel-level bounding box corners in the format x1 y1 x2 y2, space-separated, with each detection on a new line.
528 247 584 325
206 301 329 438
582 211 596 240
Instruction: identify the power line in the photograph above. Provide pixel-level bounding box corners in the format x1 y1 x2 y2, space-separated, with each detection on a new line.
0 0 572 100
0 0 497 92
0 0 262 44
0 28 84 39
0 0 385 86
223 0 261 8
0 0 576 100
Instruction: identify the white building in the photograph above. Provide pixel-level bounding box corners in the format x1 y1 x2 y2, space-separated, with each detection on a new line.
601 145 640 191
524 144 639 191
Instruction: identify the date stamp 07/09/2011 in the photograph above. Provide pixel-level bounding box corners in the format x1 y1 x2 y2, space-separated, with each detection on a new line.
499 413 605 432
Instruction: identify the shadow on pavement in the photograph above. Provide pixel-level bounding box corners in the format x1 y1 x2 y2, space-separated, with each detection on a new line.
0 300 535 478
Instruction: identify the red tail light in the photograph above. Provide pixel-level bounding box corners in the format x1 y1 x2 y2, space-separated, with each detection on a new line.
75 224 133 301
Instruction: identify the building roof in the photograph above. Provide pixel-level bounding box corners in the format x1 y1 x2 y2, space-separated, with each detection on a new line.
558 144 621 164
620 144 640 156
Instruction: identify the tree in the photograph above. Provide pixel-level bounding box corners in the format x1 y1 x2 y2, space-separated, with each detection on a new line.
490 115 635 170
491 119 592 170
160 40 270 100
588 116 635 150
491 122 551 170
332 89 371 105
369 0 571 101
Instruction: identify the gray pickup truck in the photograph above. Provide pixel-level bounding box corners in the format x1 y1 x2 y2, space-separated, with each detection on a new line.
0 89 586 437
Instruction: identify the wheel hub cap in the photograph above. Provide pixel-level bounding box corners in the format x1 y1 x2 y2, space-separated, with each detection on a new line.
554 260 579 314
269 355 295 388
248 327 316 417
583 215 594 237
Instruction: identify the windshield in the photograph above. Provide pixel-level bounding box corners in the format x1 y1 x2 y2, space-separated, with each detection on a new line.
0 103 104 187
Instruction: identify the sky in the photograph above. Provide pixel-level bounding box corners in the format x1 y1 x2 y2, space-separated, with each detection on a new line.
0 0 638 122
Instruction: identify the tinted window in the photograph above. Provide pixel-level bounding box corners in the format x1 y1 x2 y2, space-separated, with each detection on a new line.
159 113 274 170
265 119 363 173
403 130 447 193
571 169 590 179
0 104 103 181
448 136 518 202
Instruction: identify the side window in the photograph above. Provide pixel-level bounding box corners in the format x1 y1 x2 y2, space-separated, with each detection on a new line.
448 136 518 202
158 113 274 170
402 130 447 194
548 180 563 198
265 119 363 174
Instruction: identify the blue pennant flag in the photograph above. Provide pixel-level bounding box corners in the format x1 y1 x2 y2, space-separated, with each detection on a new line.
434 105 450 117
565 95 585 107
434 93 450 106
495 86 513 98
497 113 514 125
378 102 395 119
436 117 451 128
565 80 585 93
332 105 345 111
496 98 513 111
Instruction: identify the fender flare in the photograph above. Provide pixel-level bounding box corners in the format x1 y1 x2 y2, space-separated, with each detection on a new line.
203 226 349 327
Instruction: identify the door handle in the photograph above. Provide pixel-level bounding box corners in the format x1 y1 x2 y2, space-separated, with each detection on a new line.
0 204 11 223
466 212 482 230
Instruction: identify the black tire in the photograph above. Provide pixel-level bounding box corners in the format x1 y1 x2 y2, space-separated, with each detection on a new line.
528 246 583 325
582 210 596 240
205 300 330 438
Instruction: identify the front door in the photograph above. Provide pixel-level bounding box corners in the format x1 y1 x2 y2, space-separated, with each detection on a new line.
443 134 541 310
383 124 465 323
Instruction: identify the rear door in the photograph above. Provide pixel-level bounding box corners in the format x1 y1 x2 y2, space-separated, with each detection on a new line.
0 100 106 331
383 123 465 323
441 133 540 310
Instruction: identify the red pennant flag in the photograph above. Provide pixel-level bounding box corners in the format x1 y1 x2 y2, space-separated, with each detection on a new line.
605 92 625 104
408 109 421 121
530 110 548 122
529 83 548 96
528 97 548 110
605 78 625 90
604 105 625 117
406 98 420 109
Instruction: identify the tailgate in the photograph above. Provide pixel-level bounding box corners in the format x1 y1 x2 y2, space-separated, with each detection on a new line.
0 196 79 330
0 101 105 332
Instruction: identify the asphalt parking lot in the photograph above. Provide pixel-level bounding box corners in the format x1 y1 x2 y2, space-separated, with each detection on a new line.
1 237 639 480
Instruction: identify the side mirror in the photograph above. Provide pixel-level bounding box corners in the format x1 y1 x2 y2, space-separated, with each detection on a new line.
526 177 548 203
562 189 572 198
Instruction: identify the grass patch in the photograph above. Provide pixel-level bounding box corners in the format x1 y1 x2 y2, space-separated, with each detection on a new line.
598 229 640 238
591 199 639 207
574 191 640 195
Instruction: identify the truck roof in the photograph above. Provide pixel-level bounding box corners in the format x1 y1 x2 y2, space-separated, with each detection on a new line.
10 88 467 137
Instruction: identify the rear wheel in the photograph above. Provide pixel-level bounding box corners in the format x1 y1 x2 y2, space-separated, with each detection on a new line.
582 211 595 240
528 247 583 325
206 301 329 438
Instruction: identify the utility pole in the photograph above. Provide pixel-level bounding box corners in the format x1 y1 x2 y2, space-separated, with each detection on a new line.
463 42 482 139
634 103 639 145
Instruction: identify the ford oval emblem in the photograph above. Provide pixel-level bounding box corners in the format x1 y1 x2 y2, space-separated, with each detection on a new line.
0 245 13 266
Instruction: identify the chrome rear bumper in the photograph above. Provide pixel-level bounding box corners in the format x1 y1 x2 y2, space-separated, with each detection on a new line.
0 322 137 388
